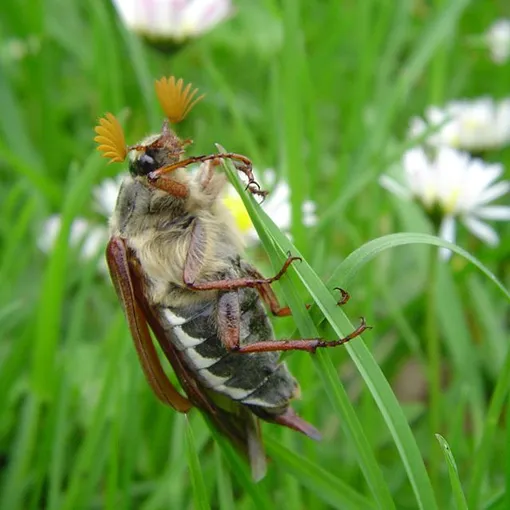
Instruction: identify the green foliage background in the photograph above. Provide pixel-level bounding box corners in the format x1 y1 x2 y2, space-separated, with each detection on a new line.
0 1 509 509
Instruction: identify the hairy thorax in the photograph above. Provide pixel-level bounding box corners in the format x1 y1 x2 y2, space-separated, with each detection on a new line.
110 171 245 307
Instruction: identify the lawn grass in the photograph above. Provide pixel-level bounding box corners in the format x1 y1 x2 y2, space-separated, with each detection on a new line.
0 1 509 509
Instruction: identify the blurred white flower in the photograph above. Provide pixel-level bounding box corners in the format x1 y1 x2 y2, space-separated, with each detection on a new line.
37 176 123 272
1 36 40 63
93 174 125 218
38 214 108 265
380 147 510 257
112 0 234 41
410 98 510 152
485 19 510 64
223 169 318 243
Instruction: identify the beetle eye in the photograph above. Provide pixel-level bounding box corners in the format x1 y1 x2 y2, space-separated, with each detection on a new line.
132 152 158 176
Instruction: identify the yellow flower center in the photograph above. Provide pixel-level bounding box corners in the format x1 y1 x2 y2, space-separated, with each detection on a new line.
464 118 480 131
423 184 437 208
223 195 254 233
444 188 460 214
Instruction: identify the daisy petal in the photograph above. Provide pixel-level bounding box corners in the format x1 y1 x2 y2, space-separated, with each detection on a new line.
81 226 109 261
38 215 62 253
474 181 510 206
379 175 412 200
411 97 510 151
474 205 510 221
112 0 233 40
463 216 500 246
439 215 457 244
438 215 456 260
93 175 124 218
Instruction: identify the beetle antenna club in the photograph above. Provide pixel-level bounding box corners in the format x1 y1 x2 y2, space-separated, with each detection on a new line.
155 76 205 124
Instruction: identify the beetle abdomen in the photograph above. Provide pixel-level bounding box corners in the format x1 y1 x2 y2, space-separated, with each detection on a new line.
158 290 298 413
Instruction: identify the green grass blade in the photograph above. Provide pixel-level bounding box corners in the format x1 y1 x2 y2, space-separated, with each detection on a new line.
209 423 275 509
31 155 103 399
328 233 510 301
467 347 510 509
221 151 399 510
214 444 235 510
319 0 471 224
0 64 42 168
266 438 376 510
467 274 508 378
0 396 41 510
185 417 211 510
483 490 507 510
435 434 468 510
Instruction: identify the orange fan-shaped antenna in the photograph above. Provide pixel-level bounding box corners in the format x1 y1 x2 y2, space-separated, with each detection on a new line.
94 113 127 163
155 76 205 123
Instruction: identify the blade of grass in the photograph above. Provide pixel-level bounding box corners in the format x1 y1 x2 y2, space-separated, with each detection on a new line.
320 0 471 226
221 149 397 510
0 141 60 204
32 154 103 400
0 64 42 168
0 396 40 510
436 263 485 437
214 444 235 510
117 25 159 128
484 490 507 510
208 423 275 510
265 438 376 510
467 274 508 378
507 401 510 510
61 317 124 510
327 233 510 301
435 434 468 510
203 55 262 163
185 416 211 510
467 347 510 509
280 0 306 248
221 151 443 509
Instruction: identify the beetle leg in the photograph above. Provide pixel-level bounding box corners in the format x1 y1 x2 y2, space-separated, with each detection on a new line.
185 253 301 291
241 262 349 316
216 291 242 351
258 287 349 317
147 153 265 197
197 159 218 190
215 291 369 352
240 262 295 316
232 318 370 354
148 177 189 198
334 287 350 306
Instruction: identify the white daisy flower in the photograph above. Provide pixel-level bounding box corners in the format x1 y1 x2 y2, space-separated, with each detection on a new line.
111 0 234 42
485 19 510 64
223 169 318 243
410 98 510 152
380 146 510 257
37 214 108 264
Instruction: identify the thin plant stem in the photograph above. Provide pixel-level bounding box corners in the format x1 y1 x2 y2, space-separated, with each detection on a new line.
467 346 510 508
426 248 441 494
506 400 510 510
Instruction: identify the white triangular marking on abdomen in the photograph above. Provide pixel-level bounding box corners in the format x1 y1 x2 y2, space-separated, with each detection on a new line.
197 369 229 388
184 347 220 369
163 308 188 326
